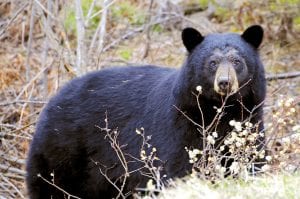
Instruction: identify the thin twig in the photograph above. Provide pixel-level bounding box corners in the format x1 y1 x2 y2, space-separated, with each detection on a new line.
0 2 29 39
0 174 25 198
85 0 97 26
19 81 35 127
87 0 117 21
38 174 81 199
173 105 201 128
142 0 154 59
0 122 35 140
16 65 49 101
98 167 126 199
33 0 57 20
96 113 128 199
0 131 32 140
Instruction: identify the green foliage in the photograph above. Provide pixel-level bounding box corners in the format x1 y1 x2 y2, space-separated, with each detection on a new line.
118 48 133 61
212 5 233 23
64 0 101 33
64 6 75 32
214 6 230 20
198 0 209 8
206 0 231 23
269 0 300 12
277 0 300 4
111 1 146 26
294 15 300 30
151 24 163 33
267 0 300 33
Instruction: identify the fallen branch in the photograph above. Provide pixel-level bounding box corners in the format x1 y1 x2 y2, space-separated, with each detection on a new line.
266 71 300 81
0 164 26 177
3 173 26 181
2 156 26 165
0 100 47 106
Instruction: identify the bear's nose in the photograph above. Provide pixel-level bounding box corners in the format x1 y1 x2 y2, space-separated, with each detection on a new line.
218 77 231 91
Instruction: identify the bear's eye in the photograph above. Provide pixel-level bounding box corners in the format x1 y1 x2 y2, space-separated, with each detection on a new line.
233 59 241 67
209 60 217 69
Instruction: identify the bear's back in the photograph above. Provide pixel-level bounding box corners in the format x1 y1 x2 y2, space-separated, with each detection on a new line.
35 65 177 140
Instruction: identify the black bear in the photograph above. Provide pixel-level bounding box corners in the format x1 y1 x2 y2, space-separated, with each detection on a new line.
26 25 266 198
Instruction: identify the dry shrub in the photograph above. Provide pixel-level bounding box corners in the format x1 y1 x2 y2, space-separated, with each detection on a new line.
266 94 300 171
0 54 25 91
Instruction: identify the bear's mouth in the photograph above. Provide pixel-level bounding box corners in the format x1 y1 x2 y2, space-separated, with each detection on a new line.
214 82 239 96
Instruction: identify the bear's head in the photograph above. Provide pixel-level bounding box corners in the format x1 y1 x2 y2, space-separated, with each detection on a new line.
180 25 264 103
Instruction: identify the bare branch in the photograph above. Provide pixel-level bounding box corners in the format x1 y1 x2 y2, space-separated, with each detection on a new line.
142 0 154 59
41 0 52 99
25 1 36 82
38 174 81 199
33 0 57 20
173 105 202 128
75 0 86 75
97 0 111 54
85 0 97 26
0 2 29 40
0 100 46 106
266 71 300 81
87 0 116 21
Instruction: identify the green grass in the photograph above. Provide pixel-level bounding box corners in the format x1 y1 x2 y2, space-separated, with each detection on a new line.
157 172 300 199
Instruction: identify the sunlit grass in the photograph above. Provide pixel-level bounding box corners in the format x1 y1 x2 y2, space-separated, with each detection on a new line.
156 172 300 199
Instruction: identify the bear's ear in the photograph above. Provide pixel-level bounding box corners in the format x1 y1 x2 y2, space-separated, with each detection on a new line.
241 25 264 49
182 28 204 52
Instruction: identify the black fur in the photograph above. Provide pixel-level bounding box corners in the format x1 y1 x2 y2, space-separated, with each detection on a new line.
26 25 266 198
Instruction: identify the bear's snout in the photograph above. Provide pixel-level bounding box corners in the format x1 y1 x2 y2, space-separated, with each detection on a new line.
214 64 239 96
217 76 232 92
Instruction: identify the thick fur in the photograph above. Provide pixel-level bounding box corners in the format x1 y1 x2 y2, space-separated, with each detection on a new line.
26 25 266 198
